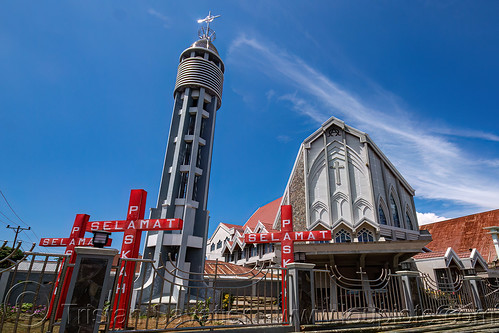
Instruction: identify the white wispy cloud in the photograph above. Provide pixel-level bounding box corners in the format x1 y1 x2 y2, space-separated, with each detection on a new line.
416 212 449 225
148 8 169 28
228 35 499 213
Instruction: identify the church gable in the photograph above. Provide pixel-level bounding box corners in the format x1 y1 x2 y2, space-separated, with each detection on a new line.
279 115 420 242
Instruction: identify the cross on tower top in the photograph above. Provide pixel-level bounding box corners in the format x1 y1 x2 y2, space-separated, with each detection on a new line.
197 11 220 41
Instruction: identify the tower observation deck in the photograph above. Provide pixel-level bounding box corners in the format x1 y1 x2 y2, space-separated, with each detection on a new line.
140 14 224 302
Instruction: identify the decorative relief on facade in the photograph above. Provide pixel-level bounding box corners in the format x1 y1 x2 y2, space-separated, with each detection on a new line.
309 154 326 203
310 201 329 227
353 198 374 225
325 124 344 145
331 192 350 226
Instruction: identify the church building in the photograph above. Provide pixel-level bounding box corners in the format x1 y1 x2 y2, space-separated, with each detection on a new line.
208 116 432 277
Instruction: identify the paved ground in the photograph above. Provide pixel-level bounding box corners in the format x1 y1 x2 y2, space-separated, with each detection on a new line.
302 312 499 332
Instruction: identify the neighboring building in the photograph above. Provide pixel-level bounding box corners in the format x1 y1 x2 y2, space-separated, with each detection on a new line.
419 209 499 263
208 116 432 276
411 209 499 286
413 248 491 289
139 17 224 302
207 198 281 267
206 223 244 261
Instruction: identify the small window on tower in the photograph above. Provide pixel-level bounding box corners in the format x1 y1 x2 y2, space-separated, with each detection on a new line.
187 113 196 135
183 143 192 165
178 172 189 199
196 146 203 168
200 117 207 139
192 175 200 201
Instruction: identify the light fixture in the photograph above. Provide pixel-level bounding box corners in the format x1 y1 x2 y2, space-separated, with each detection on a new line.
294 252 306 262
400 261 412 271
92 230 111 248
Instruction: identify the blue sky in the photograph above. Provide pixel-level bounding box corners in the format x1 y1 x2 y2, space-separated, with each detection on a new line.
1 1 498 252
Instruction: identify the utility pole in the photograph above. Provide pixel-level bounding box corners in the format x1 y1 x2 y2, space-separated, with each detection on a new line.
6 225 30 247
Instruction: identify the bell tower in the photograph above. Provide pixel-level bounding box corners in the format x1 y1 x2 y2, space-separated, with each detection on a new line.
142 12 224 293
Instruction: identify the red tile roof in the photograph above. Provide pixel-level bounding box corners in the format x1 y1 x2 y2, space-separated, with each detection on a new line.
419 209 499 263
221 223 244 231
243 197 281 231
413 250 447 260
204 260 265 278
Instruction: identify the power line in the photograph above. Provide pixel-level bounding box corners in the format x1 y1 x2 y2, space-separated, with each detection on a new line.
0 209 16 225
0 189 28 225
0 215 10 227
0 189 40 243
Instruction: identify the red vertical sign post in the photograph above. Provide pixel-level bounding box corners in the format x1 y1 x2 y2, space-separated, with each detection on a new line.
244 205 332 321
114 189 146 328
85 189 184 329
39 214 112 319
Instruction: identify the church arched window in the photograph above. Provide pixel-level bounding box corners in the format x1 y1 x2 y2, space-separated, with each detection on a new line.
357 228 374 242
210 243 215 251
406 212 414 230
217 240 222 249
378 204 387 225
390 194 400 228
334 229 351 243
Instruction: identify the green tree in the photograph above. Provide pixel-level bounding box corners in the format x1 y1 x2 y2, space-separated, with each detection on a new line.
0 246 24 268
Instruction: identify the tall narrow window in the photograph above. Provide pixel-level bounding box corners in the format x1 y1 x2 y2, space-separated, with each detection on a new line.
406 212 414 230
178 172 189 198
379 205 387 225
390 194 400 228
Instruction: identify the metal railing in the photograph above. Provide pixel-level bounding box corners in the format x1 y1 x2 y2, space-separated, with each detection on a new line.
313 266 499 325
0 242 70 333
416 272 475 314
314 265 406 322
104 256 289 332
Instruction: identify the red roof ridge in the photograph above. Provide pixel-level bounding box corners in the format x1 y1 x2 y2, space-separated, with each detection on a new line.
243 197 282 230
221 222 245 230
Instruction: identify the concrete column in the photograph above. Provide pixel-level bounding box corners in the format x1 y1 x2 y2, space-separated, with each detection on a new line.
59 247 118 333
396 270 420 316
464 275 484 311
287 263 315 332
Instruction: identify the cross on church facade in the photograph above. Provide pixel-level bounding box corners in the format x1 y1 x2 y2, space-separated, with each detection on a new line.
329 160 345 185
39 214 113 319
244 205 332 321
85 189 183 328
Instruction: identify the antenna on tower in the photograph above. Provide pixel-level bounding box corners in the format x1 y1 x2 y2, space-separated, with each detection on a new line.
197 11 220 42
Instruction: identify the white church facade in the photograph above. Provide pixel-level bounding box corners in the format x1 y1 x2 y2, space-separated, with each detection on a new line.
207 116 431 273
